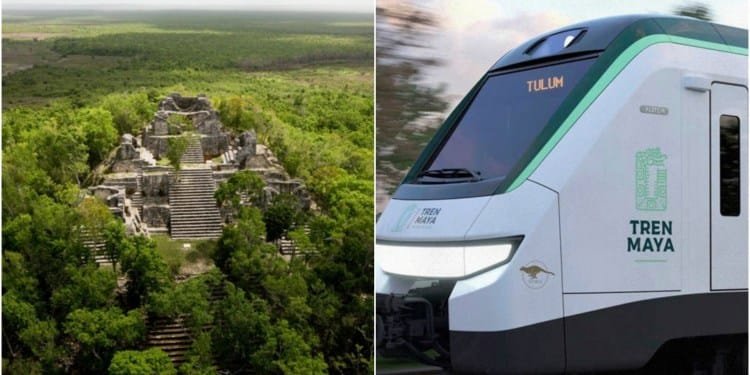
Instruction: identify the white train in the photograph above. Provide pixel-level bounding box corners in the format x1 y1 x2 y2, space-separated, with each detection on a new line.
376 15 748 374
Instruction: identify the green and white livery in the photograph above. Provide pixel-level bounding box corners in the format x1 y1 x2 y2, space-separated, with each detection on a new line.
376 15 747 374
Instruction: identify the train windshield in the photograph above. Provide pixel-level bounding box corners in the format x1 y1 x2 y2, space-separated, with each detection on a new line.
420 58 595 185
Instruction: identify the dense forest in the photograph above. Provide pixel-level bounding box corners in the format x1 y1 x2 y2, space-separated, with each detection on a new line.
2 10 373 374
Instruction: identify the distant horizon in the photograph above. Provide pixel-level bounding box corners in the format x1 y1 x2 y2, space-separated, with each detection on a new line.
2 0 372 14
3 8 372 15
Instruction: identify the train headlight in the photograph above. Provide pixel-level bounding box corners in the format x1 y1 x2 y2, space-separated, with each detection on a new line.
377 237 522 279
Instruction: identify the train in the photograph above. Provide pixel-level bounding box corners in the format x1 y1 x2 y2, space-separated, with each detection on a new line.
376 14 748 374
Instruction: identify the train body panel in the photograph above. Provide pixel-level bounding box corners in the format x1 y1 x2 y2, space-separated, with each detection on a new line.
376 14 748 374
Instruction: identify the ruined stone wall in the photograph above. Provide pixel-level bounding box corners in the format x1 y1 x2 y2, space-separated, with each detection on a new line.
142 205 170 228
102 175 138 195
141 172 171 204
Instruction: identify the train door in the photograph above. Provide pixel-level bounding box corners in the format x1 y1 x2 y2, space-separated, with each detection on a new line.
710 83 748 290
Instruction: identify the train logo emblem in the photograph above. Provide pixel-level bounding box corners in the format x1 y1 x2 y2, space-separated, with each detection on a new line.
520 261 554 289
635 148 667 211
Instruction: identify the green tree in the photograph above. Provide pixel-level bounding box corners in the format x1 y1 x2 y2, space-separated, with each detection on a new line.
51 265 116 317
109 348 176 375
76 107 118 167
2 291 38 362
179 332 217 375
2 357 44 374
673 2 713 21
212 284 274 372
31 121 89 186
166 136 190 171
215 170 265 211
119 236 169 308
100 92 154 135
214 206 266 270
63 307 145 373
148 277 213 333
263 193 301 242
377 3 448 203
103 220 128 273
217 96 260 132
2 143 54 219
2 252 40 308
228 241 284 298
18 320 62 371
77 196 120 265
4 196 87 302
271 320 328 374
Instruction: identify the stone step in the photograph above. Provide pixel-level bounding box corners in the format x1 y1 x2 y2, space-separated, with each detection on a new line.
148 337 192 345
171 180 213 185
172 235 222 240
169 199 216 204
171 227 223 233
169 217 222 223
170 189 214 194
170 210 221 216
170 206 220 212
169 196 215 201
170 213 221 220
169 219 222 225
170 180 214 185
171 226 223 233
170 221 221 226
170 193 214 198
170 227 223 234
169 205 220 211
170 216 221 222
169 193 216 199
169 191 214 199
169 201 217 207
148 325 189 333
171 177 213 182
170 185 214 190
170 208 220 214
149 324 189 332
170 194 215 199
147 343 193 352
174 169 212 174
170 154 222 239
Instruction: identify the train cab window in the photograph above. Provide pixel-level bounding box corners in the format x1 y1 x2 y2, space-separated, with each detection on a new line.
421 58 595 184
720 115 740 216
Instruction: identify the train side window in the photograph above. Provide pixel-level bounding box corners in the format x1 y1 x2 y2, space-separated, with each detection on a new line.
719 115 740 216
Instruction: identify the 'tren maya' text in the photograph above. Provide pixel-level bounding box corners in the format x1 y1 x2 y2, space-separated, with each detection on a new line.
413 208 441 225
627 220 675 252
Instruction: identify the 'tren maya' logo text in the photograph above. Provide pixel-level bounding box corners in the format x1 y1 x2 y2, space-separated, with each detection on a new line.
627 220 675 252
527 76 564 93
414 208 441 225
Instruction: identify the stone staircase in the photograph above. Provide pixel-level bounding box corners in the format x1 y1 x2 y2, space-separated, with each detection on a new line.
146 279 227 366
221 147 237 164
131 170 144 216
146 317 192 365
81 228 113 265
169 167 223 239
275 225 311 256
180 137 204 164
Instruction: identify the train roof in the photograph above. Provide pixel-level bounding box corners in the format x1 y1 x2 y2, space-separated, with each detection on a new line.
490 14 748 71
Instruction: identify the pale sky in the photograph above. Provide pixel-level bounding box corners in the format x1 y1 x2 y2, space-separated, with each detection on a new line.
407 0 748 105
2 0 372 13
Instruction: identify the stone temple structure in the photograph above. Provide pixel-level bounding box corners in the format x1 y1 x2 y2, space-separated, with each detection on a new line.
95 93 311 240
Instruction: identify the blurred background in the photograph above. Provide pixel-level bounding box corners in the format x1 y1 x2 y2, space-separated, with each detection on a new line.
376 0 748 213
